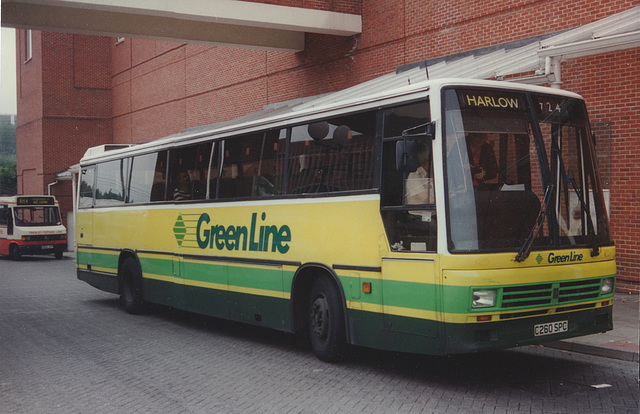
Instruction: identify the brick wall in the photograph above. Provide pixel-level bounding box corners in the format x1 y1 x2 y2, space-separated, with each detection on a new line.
16 31 112 222
16 0 638 289
562 49 640 293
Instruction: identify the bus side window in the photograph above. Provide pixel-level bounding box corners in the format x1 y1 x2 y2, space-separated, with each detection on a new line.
129 151 167 203
207 143 220 200
0 205 11 235
218 132 284 199
6 208 13 235
219 134 260 199
95 159 127 206
168 143 212 201
152 151 168 202
79 167 95 208
256 130 286 197
288 112 376 195
0 205 7 225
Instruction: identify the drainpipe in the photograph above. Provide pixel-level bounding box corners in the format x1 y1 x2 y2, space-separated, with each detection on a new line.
47 180 58 195
545 56 563 89
71 172 77 217
551 56 562 89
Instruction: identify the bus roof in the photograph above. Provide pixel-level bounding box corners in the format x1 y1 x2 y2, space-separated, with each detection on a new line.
79 72 583 164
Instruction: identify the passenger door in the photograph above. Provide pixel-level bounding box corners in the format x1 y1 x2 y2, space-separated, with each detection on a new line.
381 254 440 339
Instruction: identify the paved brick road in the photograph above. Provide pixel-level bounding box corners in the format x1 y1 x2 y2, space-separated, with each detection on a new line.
1 255 638 413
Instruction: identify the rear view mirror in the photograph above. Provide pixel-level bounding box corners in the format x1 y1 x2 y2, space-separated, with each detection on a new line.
396 140 418 172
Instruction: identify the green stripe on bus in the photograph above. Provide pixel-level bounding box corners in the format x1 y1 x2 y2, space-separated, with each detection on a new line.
77 249 119 271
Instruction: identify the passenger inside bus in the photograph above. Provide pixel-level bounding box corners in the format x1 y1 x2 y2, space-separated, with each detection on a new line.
173 169 192 201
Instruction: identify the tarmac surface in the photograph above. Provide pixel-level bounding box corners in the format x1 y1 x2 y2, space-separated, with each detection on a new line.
1 254 637 414
547 292 639 363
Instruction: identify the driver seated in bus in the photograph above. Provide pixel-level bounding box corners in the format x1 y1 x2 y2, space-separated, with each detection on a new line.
405 143 434 208
466 133 498 190
404 142 436 232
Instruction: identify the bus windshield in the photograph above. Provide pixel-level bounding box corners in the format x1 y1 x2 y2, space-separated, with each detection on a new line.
14 206 62 227
443 87 610 256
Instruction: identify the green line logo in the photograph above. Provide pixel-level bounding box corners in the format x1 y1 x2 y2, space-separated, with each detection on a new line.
172 214 200 248
197 212 291 254
173 212 292 254
536 254 543 264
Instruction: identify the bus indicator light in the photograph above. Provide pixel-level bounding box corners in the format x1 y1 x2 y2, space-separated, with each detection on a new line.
362 282 372 294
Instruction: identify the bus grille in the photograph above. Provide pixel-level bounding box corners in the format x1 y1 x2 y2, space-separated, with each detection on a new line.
24 234 66 241
501 279 602 309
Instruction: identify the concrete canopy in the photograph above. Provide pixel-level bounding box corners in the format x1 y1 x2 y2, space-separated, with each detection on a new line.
1 0 362 52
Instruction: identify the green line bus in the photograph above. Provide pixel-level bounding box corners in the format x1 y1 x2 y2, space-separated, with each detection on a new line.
76 75 615 361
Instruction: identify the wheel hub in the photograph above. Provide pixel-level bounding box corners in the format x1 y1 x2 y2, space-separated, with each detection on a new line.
310 295 329 339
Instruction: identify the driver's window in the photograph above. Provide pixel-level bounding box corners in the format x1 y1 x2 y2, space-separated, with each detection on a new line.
380 100 436 252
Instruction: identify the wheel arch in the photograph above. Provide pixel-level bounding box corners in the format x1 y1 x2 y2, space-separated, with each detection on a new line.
290 262 350 344
117 249 143 295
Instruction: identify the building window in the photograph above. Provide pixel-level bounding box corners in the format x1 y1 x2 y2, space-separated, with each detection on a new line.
115 37 125 46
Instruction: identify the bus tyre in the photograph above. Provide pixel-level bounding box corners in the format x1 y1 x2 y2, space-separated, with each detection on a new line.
120 257 146 314
11 245 21 261
54 250 63 260
308 277 347 362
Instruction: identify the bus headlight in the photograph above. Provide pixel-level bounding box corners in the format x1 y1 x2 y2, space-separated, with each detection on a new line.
472 289 497 309
600 278 614 295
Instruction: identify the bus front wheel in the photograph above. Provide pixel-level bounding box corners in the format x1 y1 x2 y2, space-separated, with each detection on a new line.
10 245 21 261
308 277 347 362
119 257 146 314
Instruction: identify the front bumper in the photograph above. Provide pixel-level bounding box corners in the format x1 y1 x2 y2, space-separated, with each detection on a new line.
443 304 613 354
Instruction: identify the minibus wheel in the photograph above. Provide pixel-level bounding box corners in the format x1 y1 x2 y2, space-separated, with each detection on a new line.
308 276 347 362
10 245 21 261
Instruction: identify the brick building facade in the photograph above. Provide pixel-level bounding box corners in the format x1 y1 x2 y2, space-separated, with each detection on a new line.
15 0 638 291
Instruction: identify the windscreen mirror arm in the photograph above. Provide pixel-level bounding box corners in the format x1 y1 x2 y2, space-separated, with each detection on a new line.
401 121 435 140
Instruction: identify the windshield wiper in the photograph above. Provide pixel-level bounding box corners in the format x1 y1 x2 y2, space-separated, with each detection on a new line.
563 173 601 257
552 141 601 258
515 185 553 262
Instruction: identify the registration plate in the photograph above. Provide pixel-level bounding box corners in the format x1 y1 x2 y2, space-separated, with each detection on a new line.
534 320 568 337
41 245 53 249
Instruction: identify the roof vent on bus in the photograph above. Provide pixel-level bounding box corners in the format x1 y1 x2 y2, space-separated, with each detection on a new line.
82 144 134 159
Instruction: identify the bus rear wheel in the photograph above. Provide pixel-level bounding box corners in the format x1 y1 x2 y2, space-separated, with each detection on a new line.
308 277 347 362
120 257 146 314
